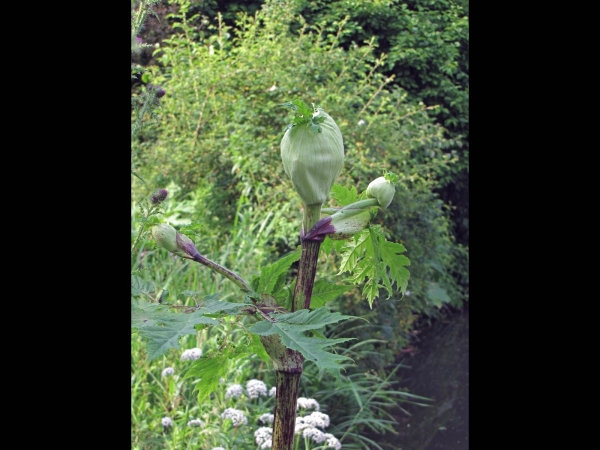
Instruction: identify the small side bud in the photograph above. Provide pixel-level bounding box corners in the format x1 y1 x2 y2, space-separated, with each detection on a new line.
151 224 178 252
366 176 395 209
303 205 372 241
151 188 168 204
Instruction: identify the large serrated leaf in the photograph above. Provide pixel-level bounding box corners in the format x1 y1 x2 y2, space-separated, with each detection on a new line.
138 310 219 360
131 300 164 328
131 275 155 296
248 307 358 378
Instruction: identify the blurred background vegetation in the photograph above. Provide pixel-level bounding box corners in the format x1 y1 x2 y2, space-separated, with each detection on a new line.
132 0 468 447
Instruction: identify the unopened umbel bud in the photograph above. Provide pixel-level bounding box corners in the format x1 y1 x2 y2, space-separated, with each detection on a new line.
366 176 395 209
151 224 178 253
280 108 344 205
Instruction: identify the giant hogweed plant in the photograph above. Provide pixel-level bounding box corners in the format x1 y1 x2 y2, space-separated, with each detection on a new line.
131 100 410 449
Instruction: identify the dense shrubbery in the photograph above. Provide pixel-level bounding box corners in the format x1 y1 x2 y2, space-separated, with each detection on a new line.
132 0 466 370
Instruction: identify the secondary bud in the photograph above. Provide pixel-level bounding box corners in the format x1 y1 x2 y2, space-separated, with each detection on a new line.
280 106 344 206
151 188 168 204
366 176 395 209
303 202 374 241
175 232 202 259
151 224 178 252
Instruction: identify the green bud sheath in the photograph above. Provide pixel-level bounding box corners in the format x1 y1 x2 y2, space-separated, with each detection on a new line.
280 108 344 206
151 224 178 252
366 176 395 209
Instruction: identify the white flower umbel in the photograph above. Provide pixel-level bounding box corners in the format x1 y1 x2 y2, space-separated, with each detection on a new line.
181 348 202 361
161 367 175 378
225 384 243 399
221 408 248 427
211 448 226 450
187 418 205 427
254 426 273 449
303 411 330 429
324 433 342 449
296 397 320 411
302 426 327 444
246 379 267 399
269 386 276 397
259 413 275 425
161 417 173 427
294 417 312 435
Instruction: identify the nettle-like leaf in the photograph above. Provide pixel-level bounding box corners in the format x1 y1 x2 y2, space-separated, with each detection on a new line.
183 345 252 404
338 225 410 307
280 99 325 134
131 299 164 328
131 274 155 297
248 307 358 379
135 296 247 360
309 280 353 309
251 250 301 295
331 184 359 207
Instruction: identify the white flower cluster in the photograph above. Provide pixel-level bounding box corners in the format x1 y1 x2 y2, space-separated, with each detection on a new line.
187 418 204 427
293 410 340 448
303 411 330 429
161 417 173 427
325 434 342 449
211 448 226 450
297 397 320 411
221 408 248 427
254 426 273 449
246 379 268 399
181 348 202 361
225 384 243 399
302 427 327 443
269 386 277 397
161 367 175 378
259 413 274 425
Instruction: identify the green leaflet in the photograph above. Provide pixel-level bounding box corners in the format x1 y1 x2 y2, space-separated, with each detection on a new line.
248 307 358 379
338 226 410 307
251 249 301 295
331 184 359 207
183 346 252 405
309 280 353 309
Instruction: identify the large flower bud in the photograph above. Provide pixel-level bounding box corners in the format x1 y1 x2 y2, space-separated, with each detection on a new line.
280 107 344 205
151 224 178 252
366 176 395 209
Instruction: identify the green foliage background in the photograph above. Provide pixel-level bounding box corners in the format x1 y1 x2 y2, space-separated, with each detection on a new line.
132 0 468 374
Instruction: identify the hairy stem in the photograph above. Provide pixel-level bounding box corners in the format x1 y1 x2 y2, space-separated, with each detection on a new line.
292 203 323 312
190 254 250 292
